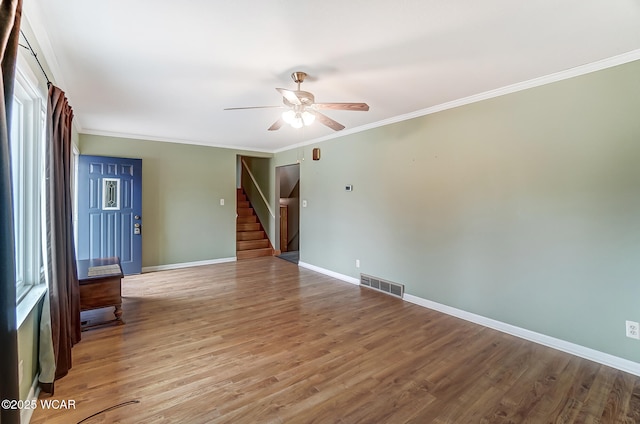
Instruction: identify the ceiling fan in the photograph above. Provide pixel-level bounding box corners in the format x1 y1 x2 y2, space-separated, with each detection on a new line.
224 71 369 131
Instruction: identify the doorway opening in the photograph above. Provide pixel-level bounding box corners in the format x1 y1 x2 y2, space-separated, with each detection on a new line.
276 164 300 264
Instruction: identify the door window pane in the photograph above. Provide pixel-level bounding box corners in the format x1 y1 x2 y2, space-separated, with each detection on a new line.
102 178 120 210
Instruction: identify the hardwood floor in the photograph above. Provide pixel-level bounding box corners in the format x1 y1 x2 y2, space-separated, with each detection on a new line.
30 257 640 423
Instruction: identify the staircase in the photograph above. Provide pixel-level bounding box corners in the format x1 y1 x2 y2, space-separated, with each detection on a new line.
236 188 273 259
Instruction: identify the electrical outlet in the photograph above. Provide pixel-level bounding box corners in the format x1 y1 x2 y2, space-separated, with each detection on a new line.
626 320 640 339
356 259 360 268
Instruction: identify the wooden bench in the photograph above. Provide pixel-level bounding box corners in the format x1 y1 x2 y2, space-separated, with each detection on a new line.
77 257 124 330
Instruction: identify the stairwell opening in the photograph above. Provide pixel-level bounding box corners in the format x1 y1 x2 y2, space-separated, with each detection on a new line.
236 188 273 259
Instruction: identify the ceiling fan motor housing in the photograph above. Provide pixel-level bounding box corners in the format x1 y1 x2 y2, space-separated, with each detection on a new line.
291 71 308 84
283 91 315 108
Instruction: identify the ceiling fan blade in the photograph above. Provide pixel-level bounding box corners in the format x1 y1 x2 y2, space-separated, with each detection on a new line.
276 88 302 106
314 102 369 111
311 111 345 131
268 118 285 131
224 106 284 110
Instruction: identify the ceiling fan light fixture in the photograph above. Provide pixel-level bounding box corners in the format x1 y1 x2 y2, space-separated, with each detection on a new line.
282 109 314 129
301 111 315 126
281 110 296 124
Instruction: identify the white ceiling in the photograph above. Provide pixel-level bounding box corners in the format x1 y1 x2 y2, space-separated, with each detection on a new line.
24 0 640 152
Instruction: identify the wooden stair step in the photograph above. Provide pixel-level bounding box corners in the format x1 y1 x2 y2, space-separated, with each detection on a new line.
237 222 261 232
237 247 272 260
237 230 265 241
237 239 269 251
237 207 254 217
236 188 271 260
237 215 257 224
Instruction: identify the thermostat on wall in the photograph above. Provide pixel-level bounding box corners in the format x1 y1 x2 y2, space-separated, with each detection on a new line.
345 185 353 191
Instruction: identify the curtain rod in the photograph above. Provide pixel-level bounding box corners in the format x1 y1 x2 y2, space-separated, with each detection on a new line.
18 29 51 86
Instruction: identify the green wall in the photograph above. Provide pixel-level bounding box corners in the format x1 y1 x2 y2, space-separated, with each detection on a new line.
17 304 41 400
80 135 269 267
277 60 640 363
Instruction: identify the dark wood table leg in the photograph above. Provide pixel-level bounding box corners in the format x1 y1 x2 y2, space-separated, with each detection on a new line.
114 304 124 323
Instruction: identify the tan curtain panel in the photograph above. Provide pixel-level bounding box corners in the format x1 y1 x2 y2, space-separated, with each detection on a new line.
39 84 80 395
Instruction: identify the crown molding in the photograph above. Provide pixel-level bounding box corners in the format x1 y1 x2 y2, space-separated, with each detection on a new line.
81 128 274 154
275 49 640 154
21 4 67 93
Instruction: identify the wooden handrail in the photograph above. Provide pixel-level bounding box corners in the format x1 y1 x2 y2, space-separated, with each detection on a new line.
241 158 275 218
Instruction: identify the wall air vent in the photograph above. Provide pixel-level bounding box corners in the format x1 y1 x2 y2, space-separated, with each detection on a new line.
360 274 404 298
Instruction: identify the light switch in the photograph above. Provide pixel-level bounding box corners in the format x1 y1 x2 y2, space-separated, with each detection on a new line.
302 200 308 208
220 199 225 206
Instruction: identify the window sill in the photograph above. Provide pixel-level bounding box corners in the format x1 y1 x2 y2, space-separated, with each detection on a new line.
17 284 47 328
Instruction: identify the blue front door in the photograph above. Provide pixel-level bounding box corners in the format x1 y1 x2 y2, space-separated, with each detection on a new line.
77 155 142 275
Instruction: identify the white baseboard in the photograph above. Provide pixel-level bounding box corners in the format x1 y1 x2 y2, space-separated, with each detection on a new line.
142 257 236 273
403 294 640 377
299 262 640 377
298 262 360 285
21 374 40 424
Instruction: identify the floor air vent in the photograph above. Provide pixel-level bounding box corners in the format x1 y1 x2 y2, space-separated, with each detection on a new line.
360 274 404 298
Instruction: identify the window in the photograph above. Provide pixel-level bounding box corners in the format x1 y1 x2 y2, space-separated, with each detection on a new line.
11 62 46 302
102 178 121 210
